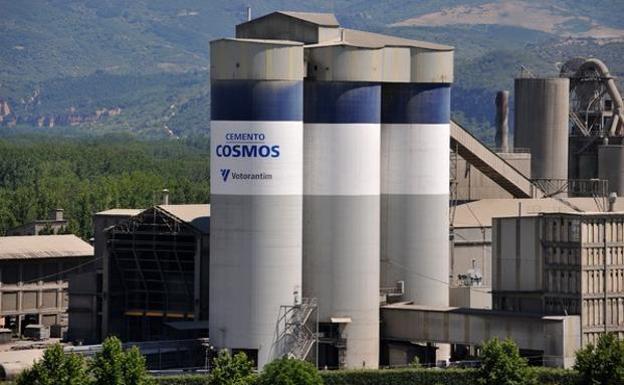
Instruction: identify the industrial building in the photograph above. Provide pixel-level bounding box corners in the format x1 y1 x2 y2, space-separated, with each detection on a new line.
204 10 624 371
0 234 94 336
6 209 68 236
493 211 624 345
40 9 622 375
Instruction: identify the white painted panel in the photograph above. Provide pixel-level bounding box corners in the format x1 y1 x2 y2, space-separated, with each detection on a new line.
382 123 449 195
211 121 303 195
304 123 380 196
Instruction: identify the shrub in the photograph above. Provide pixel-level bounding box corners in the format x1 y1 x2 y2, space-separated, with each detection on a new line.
319 368 479 385
209 350 256 385
575 333 624 385
257 358 322 385
477 338 536 385
155 376 210 385
91 336 155 385
16 343 88 385
531 367 579 385
156 367 577 385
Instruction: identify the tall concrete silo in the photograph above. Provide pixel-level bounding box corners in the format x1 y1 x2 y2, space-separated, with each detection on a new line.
303 44 382 369
380 48 453 308
514 78 570 181
209 38 304 368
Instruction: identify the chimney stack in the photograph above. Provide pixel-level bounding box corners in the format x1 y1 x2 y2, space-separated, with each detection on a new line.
609 192 617 212
50 208 64 221
162 189 170 205
495 90 510 152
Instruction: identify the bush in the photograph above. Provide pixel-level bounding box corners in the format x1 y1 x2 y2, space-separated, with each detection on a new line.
209 350 256 385
478 338 536 385
319 368 479 385
575 333 624 385
155 367 577 385
257 358 322 385
16 343 88 385
155 376 210 385
530 367 579 385
91 336 155 385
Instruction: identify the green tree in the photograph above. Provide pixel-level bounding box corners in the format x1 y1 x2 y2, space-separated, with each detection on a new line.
16 343 89 385
122 346 155 385
257 357 322 385
478 338 535 385
575 333 624 385
210 350 256 385
91 336 155 385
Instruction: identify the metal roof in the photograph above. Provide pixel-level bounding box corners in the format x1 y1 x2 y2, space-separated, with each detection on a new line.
277 11 339 27
158 204 210 234
304 28 453 50
453 197 624 228
341 28 452 50
0 235 93 260
212 37 303 46
95 209 143 217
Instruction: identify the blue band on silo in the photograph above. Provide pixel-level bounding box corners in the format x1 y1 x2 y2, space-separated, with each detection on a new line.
304 81 381 124
211 80 303 121
381 83 451 124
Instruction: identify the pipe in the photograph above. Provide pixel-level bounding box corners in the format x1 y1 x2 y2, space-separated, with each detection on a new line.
574 58 624 136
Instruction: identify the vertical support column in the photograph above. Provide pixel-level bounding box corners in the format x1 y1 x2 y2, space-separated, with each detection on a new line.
209 39 304 369
303 45 382 369
381 75 452 307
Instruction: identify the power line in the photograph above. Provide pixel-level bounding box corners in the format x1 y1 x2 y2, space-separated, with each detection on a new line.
22 256 101 284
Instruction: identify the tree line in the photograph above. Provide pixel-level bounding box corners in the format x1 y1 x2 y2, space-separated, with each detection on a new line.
0 134 210 239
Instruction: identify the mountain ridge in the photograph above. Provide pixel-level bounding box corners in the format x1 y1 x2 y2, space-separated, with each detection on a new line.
2 1 623 142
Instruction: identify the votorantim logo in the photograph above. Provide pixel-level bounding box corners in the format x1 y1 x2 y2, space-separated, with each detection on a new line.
220 169 230 182
219 168 272 182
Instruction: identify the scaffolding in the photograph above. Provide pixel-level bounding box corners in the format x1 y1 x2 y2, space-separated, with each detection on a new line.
275 298 319 365
107 207 205 341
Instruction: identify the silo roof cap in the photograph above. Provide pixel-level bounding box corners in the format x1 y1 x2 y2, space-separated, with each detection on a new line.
305 28 453 51
276 11 340 27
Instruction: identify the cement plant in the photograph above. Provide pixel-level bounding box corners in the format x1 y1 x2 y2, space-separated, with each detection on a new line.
1 8 624 382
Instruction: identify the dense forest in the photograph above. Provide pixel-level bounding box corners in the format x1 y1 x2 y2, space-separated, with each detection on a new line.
0 134 210 239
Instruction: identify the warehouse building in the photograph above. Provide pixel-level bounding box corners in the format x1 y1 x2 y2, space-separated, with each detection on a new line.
0 234 94 336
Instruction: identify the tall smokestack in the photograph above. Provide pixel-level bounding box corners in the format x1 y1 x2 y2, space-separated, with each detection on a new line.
246 6 251 21
495 90 510 152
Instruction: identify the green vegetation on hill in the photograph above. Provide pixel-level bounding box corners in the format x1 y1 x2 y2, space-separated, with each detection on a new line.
1 1 623 140
0 134 210 238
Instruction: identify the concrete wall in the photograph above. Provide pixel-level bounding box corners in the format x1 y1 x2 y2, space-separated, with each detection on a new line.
449 287 492 309
452 227 491 287
492 216 543 292
0 257 91 335
454 152 531 201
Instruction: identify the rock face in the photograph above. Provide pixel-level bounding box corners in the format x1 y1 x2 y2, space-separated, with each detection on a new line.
0 99 11 121
0 100 122 128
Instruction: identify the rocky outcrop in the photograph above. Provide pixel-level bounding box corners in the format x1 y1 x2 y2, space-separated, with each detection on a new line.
0 99 11 122
0 105 123 128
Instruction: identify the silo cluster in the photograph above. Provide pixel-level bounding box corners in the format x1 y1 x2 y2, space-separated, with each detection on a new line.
210 12 453 369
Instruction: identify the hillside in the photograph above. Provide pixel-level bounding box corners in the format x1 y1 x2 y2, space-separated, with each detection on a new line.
2 0 623 141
